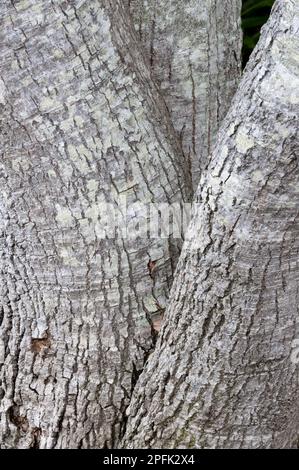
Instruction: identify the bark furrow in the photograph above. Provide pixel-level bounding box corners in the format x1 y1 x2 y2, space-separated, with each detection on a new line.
128 0 242 191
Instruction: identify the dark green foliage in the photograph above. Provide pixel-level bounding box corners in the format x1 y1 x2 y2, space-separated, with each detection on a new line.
242 0 275 67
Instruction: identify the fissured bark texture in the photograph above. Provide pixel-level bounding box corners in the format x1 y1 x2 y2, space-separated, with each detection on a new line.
0 0 189 448
128 0 242 191
122 0 299 449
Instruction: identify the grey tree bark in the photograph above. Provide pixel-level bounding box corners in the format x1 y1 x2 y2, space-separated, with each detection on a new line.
128 0 242 191
0 0 190 449
122 0 299 449
0 0 245 449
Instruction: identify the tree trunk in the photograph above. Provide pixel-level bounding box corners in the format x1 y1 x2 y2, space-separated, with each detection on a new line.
128 0 242 191
0 0 190 449
122 0 299 449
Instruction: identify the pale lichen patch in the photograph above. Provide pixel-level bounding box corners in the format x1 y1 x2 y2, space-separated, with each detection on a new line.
251 169 264 183
12 157 30 172
39 96 59 113
55 204 74 227
276 124 291 139
47 169 56 178
60 119 72 132
87 179 99 201
53 49 64 59
67 144 90 174
74 115 85 128
0 339 5 364
260 64 299 106
0 78 7 105
235 129 255 154
60 247 80 267
272 37 299 76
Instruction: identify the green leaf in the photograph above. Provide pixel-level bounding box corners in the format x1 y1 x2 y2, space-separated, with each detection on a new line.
242 0 275 68
242 0 274 16
242 16 269 30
